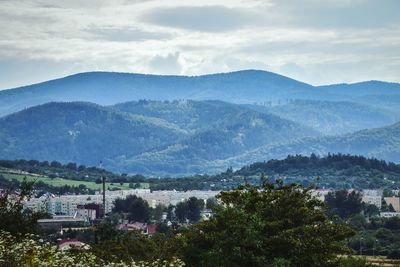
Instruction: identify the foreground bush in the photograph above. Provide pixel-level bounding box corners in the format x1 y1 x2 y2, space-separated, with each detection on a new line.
0 231 184 267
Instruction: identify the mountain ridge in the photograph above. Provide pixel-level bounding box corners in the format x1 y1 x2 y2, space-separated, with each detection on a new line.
1 69 399 117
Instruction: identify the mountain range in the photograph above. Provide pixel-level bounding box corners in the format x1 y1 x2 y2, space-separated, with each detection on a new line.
1 70 400 117
0 70 399 175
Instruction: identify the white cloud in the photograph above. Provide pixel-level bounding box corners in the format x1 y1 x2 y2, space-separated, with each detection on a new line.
0 0 399 88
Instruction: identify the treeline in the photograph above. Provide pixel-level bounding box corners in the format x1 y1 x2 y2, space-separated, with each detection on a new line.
0 159 146 183
325 190 400 259
0 174 95 195
2 154 400 192
237 153 400 176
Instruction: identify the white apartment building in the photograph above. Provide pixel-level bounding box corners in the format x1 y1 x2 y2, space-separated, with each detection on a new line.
361 189 383 210
24 189 219 215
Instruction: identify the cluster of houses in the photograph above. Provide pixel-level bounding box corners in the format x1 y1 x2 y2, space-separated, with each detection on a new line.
25 189 218 218
28 189 218 233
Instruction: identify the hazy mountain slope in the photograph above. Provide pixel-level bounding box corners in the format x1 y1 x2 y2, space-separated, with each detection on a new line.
119 110 319 175
0 102 187 168
1 70 399 117
0 100 319 175
114 99 306 133
0 70 316 117
225 121 400 169
317 81 400 98
352 95 400 116
246 100 399 135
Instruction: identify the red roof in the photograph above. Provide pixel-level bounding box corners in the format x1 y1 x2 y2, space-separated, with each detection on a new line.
147 224 157 235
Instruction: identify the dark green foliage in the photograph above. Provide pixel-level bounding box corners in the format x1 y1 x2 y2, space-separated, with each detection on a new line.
0 177 47 235
205 197 218 210
1 98 400 175
325 190 363 219
237 154 400 189
0 158 146 184
174 197 204 224
186 197 203 223
387 250 400 259
0 102 185 174
347 216 400 257
113 195 150 223
0 100 318 176
152 204 165 222
384 217 400 230
93 222 158 263
175 202 188 223
180 182 354 267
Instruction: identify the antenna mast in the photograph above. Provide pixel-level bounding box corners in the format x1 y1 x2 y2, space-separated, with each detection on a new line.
100 161 106 218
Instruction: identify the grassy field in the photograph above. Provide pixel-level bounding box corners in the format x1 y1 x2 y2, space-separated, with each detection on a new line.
0 169 149 191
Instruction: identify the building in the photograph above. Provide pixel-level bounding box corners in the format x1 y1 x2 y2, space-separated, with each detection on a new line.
380 212 400 218
37 216 86 231
384 197 400 212
311 189 332 202
24 189 219 217
361 189 383 210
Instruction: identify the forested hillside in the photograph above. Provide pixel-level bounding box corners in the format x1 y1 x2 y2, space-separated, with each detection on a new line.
2 154 400 191
0 70 399 175
0 101 317 174
1 70 400 117
0 102 187 168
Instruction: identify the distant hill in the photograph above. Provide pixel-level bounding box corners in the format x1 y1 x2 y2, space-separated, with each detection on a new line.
352 94 400 116
1 70 400 117
246 100 399 135
234 154 400 189
0 102 187 167
318 81 400 97
225 121 400 169
0 100 318 174
0 70 315 117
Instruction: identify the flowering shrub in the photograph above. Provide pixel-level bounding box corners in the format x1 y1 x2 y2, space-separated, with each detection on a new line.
0 231 185 267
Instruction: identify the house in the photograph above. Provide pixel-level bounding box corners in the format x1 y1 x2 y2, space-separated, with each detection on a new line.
384 197 400 212
146 224 157 236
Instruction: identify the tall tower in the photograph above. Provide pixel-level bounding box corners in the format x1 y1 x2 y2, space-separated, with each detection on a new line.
102 175 106 217
100 160 106 218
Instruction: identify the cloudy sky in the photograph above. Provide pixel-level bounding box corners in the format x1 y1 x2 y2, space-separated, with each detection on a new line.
0 0 399 89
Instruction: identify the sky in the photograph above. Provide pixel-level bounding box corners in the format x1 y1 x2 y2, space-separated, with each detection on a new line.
0 0 399 89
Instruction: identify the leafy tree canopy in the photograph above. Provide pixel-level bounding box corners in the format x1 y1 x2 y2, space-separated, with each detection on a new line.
180 181 354 267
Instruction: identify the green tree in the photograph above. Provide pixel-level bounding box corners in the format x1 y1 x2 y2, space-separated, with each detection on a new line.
325 190 362 219
113 195 150 223
180 181 354 267
166 204 175 221
152 204 166 222
206 197 218 210
175 201 188 223
187 197 203 223
0 177 47 235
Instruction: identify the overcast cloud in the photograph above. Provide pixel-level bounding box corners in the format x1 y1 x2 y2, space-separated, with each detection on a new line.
0 0 399 88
